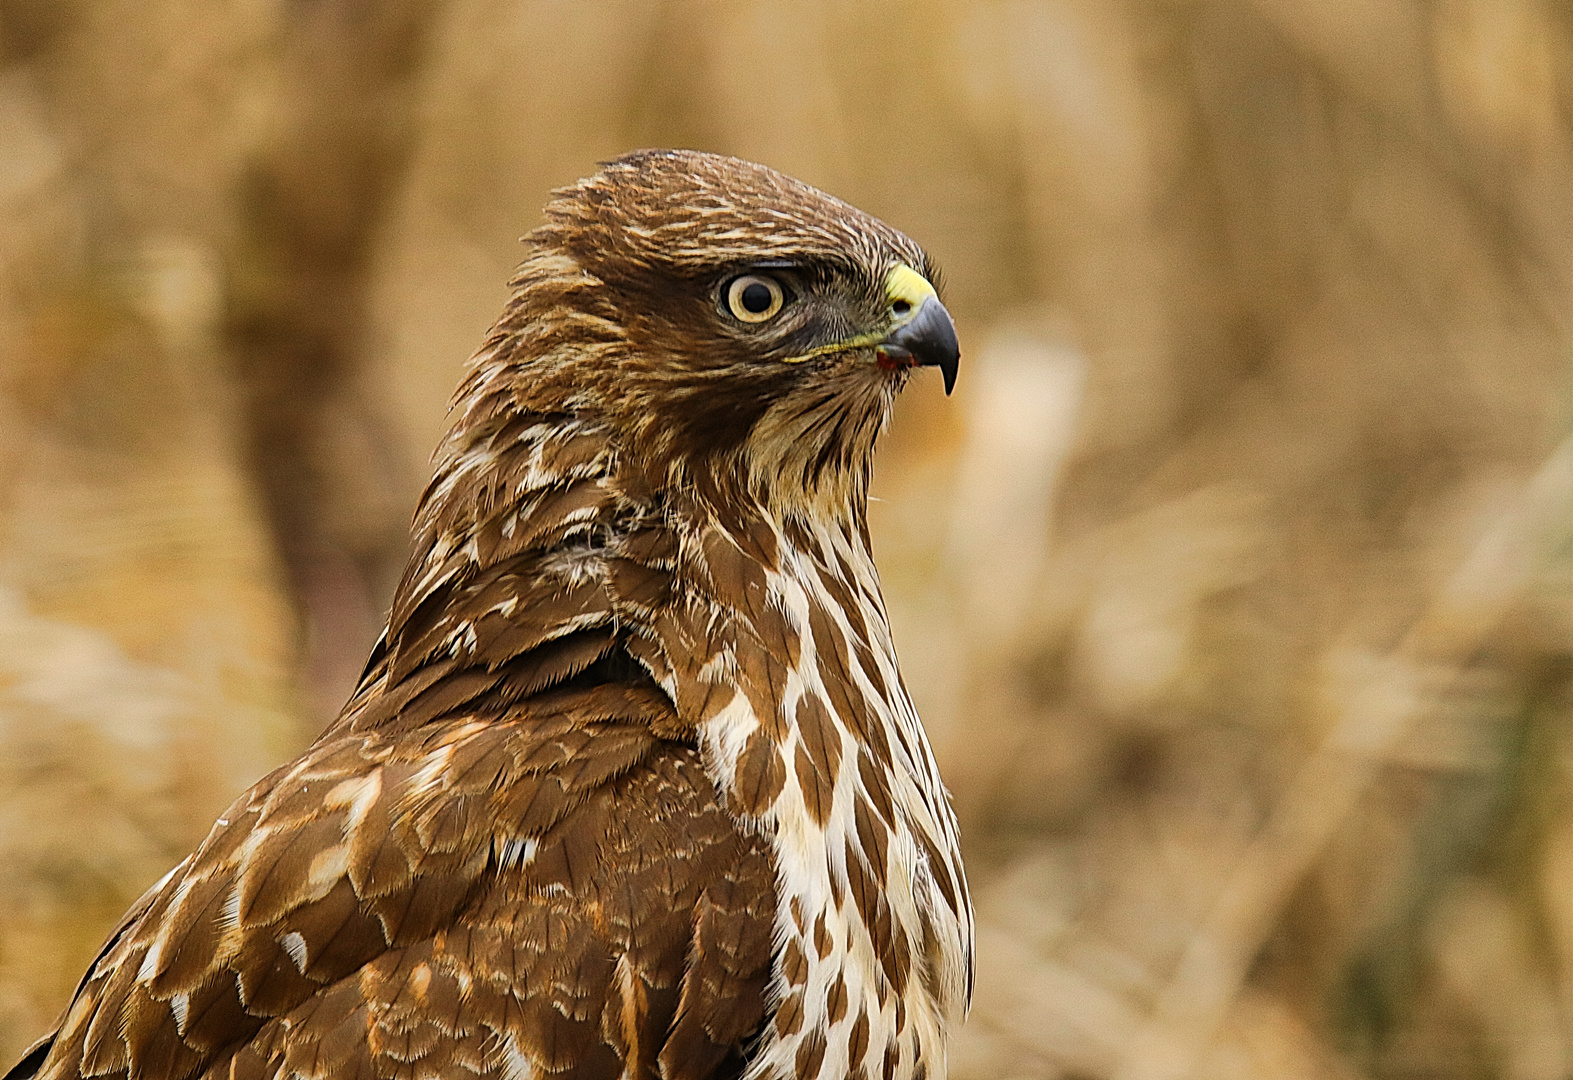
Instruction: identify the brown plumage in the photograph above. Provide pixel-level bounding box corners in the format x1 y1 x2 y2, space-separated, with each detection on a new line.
7 149 972 1080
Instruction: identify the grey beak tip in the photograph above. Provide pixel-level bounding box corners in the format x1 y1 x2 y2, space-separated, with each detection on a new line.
887 296 961 396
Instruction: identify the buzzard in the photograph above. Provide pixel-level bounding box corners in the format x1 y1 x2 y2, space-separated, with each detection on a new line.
7 150 972 1080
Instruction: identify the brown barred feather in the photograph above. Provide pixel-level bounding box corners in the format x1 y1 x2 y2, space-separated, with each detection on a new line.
793 744 833 828
795 1031 828 1080
795 693 843 792
10 150 970 1080
731 729 786 817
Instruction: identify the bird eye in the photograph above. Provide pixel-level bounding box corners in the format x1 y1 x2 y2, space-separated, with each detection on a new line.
724 274 786 323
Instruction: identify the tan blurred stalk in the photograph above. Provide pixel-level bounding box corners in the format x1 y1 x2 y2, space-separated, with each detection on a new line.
0 0 301 1051
1116 435 1573 1080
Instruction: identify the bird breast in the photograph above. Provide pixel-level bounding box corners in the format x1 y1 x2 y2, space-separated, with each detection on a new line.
686 513 974 1080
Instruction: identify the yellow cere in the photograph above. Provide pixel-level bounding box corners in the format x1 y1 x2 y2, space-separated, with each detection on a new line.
883 263 938 322
782 262 937 364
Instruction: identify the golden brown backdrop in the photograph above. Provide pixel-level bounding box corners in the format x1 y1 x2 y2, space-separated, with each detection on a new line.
3 2 1572 1077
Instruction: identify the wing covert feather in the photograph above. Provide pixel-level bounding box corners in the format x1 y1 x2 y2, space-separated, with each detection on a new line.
29 702 773 1080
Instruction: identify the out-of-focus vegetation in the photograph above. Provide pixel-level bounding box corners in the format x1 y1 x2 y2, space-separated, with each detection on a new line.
3 2 1573 1077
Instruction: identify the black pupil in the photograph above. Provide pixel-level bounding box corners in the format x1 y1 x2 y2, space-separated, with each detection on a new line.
893 299 911 315
740 281 774 314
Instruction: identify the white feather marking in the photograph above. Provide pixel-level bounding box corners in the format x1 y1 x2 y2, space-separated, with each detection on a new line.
539 545 608 586
444 621 479 657
325 770 383 834
697 646 739 684
500 1036 536 1080
220 881 244 935
494 835 538 870
279 931 309 974
699 692 756 797
136 937 165 983
410 743 457 795
170 993 189 1036
306 845 351 897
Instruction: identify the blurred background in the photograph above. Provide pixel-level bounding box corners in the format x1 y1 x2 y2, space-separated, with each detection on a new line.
3 1 1573 1077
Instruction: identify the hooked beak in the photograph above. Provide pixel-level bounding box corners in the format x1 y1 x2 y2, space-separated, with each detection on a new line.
877 296 960 395
876 264 960 395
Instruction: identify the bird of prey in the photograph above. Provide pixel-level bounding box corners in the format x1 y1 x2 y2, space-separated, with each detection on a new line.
7 149 972 1080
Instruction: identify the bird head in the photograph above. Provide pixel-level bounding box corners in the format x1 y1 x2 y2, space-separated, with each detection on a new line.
472 149 959 522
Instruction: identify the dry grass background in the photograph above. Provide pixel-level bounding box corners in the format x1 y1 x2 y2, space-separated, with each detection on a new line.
3 1 1573 1077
